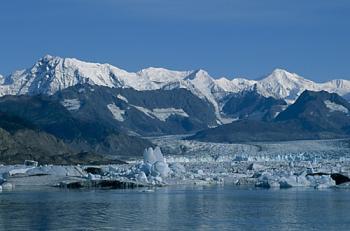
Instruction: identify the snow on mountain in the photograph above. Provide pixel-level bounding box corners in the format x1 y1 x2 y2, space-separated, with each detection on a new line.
0 55 349 123
216 77 256 93
320 79 350 96
137 67 190 83
257 69 320 102
107 103 126 122
183 70 228 121
216 68 350 104
324 100 349 114
61 98 81 111
131 105 189 122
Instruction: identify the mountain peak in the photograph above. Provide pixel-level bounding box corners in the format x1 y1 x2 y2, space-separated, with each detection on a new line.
271 68 291 74
39 54 64 64
42 54 56 60
0 55 349 108
267 68 303 81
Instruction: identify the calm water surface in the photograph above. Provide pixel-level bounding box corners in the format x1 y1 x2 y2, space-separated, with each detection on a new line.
0 185 350 230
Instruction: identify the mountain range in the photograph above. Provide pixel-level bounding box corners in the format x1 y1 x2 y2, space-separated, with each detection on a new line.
0 55 349 163
1 55 349 124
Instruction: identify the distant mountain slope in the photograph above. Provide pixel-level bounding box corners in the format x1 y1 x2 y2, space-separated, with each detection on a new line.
0 95 152 157
52 84 218 135
189 91 350 143
188 120 328 143
343 93 350 101
0 119 125 165
221 88 287 121
0 55 349 123
276 90 350 133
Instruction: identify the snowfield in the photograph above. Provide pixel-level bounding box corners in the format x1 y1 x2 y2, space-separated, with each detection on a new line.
324 100 349 114
60 98 81 111
132 105 189 122
1 138 350 191
107 103 125 121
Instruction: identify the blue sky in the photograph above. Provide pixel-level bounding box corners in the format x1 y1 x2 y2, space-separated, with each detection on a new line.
0 0 349 81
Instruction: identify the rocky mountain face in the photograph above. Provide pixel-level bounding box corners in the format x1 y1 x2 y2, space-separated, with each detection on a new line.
276 90 350 133
0 112 126 165
343 93 350 101
221 88 287 121
0 95 152 159
52 84 217 135
189 91 350 143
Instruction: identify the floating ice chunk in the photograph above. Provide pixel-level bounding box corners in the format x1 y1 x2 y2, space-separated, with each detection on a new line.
147 175 163 185
143 147 165 164
256 173 280 188
307 175 336 189
136 172 148 184
139 163 152 175
151 161 170 178
154 176 163 183
142 147 170 178
143 147 157 164
153 147 165 163
279 175 310 188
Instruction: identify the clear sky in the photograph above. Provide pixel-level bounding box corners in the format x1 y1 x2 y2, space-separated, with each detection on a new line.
0 0 349 82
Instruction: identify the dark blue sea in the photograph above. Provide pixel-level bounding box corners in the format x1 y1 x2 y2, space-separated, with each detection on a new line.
0 186 349 230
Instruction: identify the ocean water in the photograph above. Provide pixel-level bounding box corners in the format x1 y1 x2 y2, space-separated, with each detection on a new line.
0 186 349 230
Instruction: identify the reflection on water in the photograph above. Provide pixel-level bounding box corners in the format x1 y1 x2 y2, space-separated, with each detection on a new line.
0 186 350 230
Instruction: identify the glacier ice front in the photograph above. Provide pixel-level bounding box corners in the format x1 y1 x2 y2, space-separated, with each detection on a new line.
1 141 350 190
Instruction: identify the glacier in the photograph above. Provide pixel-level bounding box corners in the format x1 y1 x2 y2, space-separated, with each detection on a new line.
1 138 350 190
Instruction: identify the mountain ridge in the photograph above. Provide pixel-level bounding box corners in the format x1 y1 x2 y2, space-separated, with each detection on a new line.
189 90 350 143
0 55 349 124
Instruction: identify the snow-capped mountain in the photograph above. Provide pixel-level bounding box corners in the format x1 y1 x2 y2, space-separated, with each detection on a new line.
257 69 319 102
0 55 349 123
